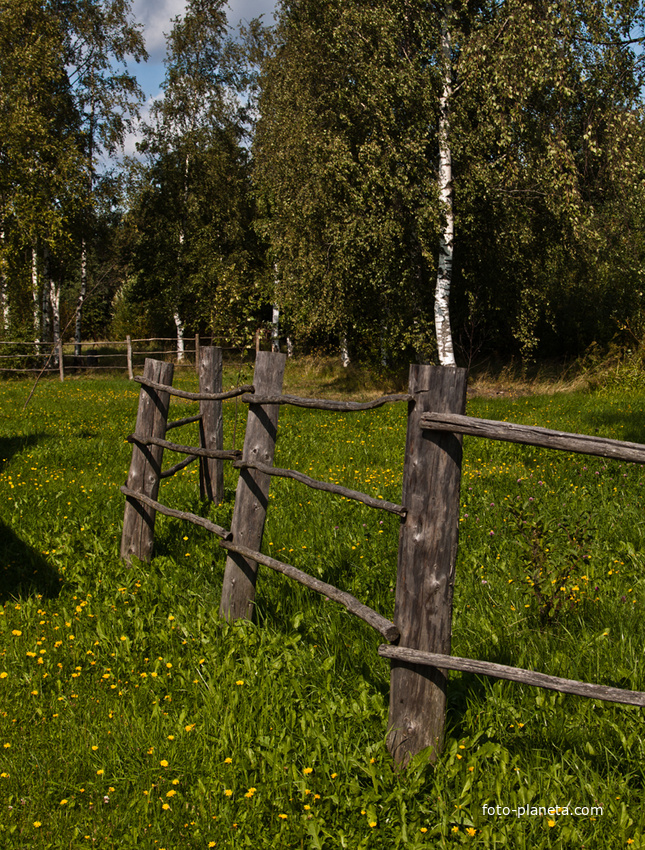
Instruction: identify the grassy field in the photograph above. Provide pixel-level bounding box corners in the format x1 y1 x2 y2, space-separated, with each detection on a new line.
1 362 645 848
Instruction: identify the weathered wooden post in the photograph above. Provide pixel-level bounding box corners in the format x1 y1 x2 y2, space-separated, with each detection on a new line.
195 333 200 374
219 351 286 621
387 365 467 766
121 358 174 563
198 346 224 503
126 335 134 380
58 340 64 382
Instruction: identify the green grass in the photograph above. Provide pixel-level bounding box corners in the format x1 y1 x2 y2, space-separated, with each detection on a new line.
1 370 645 848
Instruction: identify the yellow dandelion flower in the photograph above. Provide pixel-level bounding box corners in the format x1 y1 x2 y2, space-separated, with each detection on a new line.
303 767 313 775
235 680 244 686
33 821 42 828
160 760 169 767
369 821 377 828
60 799 68 806
452 826 460 833
162 803 170 810
0 672 7 679
244 787 256 798
224 789 233 797
224 757 232 764
420 827 428 833
166 790 176 798
548 820 556 827
466 827 476 836
278 813 287 820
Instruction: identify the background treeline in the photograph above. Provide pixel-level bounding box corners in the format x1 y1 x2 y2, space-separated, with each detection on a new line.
2 0 645 367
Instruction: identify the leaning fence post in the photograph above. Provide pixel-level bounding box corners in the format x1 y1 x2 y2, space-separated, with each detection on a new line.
120 358 174 564
387 365 467 766
198 346 224 503
219 351 286 621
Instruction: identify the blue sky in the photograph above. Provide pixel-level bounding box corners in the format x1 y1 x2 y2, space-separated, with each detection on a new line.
124 0 278 154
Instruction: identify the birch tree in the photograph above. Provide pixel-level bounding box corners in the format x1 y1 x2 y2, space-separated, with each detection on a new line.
127 0 264 351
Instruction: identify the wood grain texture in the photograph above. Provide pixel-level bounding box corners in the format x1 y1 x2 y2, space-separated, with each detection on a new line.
121 486 231 540
219 352 287 621
126 434 240 461
198 347 224 502
134 375 253 401
421 411 645 464
379 645 645 706
121 359 174 563
387 366 467 766
220 540 400 641
240 393 412 411
233 459 406 516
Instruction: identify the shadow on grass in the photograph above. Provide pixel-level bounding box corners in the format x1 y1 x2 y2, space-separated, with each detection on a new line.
0 433 48 471
0 519 62 602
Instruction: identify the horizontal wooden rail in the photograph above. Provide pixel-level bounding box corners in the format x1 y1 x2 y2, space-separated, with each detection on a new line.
165 413 203 432
127 433 241 461
219 539 400 641
234 459 406 516
378 645 645 707
135 375 253 401
160 454 199 479
120 486 232 540
421 412 645 464
240 392 412 411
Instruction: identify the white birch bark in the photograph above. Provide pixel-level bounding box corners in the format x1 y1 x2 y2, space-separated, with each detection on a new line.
75 239 87 357
435 5 457 367
0 229 7 331
174 311 185 361
271 304 280 352
32 245 40 343
341 335 350 368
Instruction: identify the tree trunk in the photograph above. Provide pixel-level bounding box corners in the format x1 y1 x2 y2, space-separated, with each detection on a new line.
47 249 61 367
75 239 87 357
174 311 185 361
435 5 456 368
32 244 40 343
341 335 350 368
271 304 280 352
1 229 7 332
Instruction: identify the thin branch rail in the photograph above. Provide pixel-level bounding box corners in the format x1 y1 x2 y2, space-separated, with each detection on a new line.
378 645 645 707
127 433 241 461
219 539 400 642
134 375 254 401
120 486 232 540
160 455 199 480
421 412 645 464
241 392 412 411
233 460 407 516
165 414 203 432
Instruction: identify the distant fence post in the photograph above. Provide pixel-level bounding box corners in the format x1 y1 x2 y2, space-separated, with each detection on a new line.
58 340 64 382
195 333 200 374
387 365 467 766
126 335 134 380
198 346 224 503
120 358 174 564
219 351 286 621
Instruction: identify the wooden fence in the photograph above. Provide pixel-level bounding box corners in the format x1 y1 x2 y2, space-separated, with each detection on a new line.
120 350 645 767
0 335 224 379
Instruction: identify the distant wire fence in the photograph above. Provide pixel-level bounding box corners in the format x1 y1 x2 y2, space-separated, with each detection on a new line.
0 335 236 379
120 349 645 768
